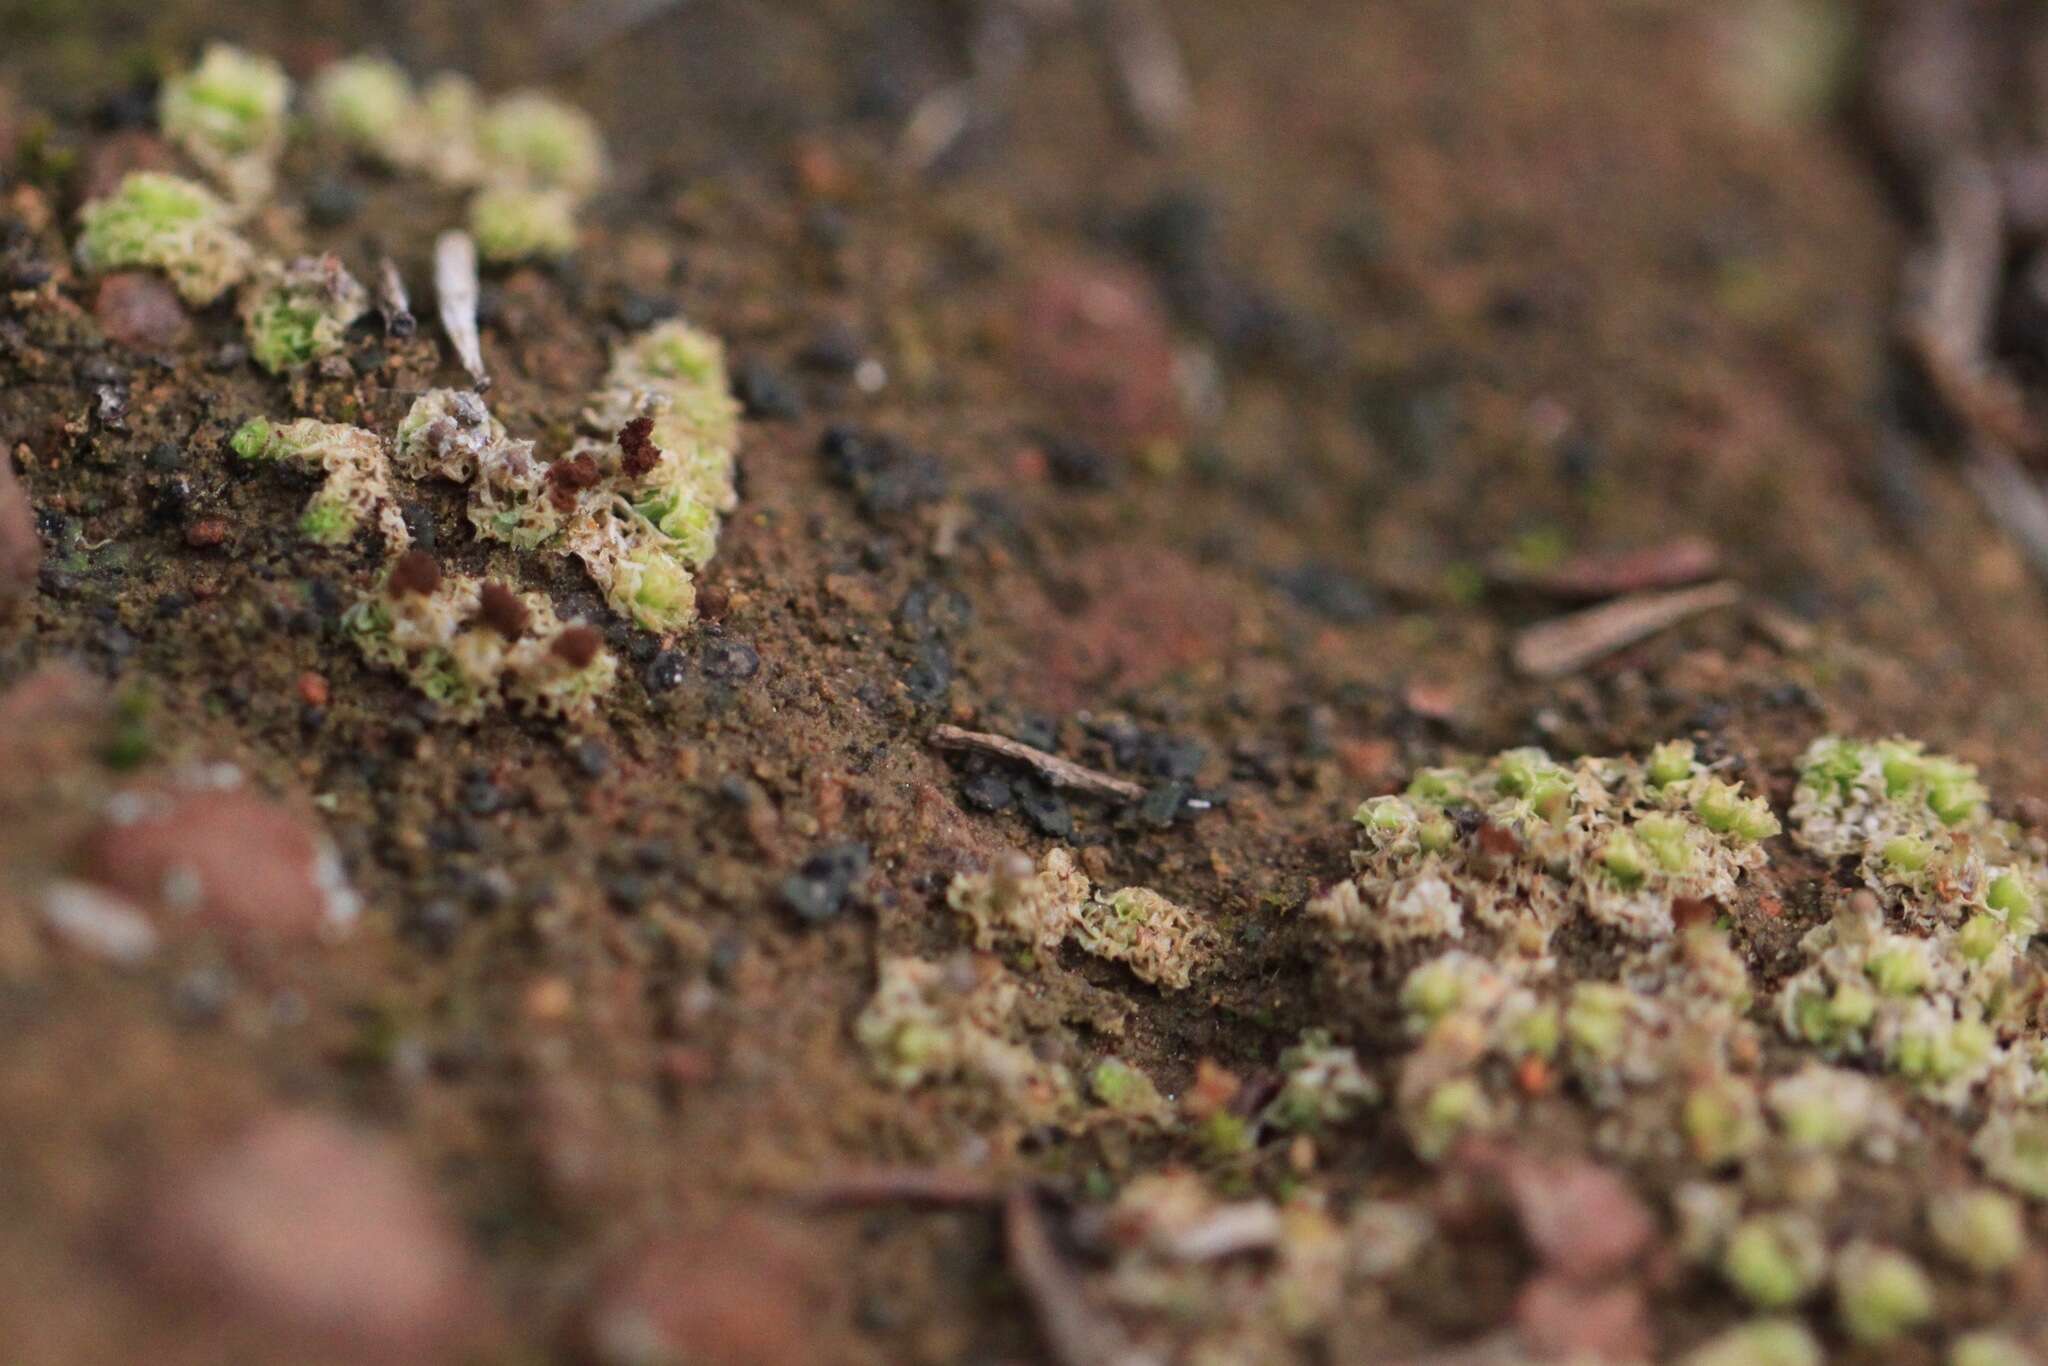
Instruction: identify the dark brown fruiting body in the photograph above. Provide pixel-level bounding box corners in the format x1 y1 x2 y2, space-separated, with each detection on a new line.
552 626 602 668
545 452 602 511
616 416 660 478
387 550 443 598
477 581 531 641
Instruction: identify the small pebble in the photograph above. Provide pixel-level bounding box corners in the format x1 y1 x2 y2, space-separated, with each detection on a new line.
778 842 870 925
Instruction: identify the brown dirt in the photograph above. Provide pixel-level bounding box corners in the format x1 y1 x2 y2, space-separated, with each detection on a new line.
5 1 2048 1362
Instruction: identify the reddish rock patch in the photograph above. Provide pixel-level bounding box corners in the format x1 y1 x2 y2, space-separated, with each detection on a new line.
134 1112 487 1362
586 1214 827 1366
1018 260 1183 451
1514 1275 1652 1363
83 786 352 946
93 272 191 352
1011 544 1237 710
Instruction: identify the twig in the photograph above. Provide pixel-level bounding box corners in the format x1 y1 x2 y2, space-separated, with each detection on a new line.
1004 1188 1156 1366
540 0 688 76
376 257 415 338
433 231 488 390
929 724 1146 802
898 1 1033 173
1097 0 1192 145
1510 581 1743 679
1963 442 2048 583
1487 536 1720 601
787 1166 1007 1209
1899 155 2038 455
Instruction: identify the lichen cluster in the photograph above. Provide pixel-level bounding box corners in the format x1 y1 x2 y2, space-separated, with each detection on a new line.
344 551 615 725
853 955 1075 1121
868 738 2048 1358
73 172 253 306
229 416 407 548
1311 741 1778 946
156 43 291 207
946 847 1213 989
457 324 741 633
73 45 611 379
308 55 605 261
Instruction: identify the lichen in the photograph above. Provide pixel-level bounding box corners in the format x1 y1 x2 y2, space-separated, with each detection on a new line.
158 44 290 205
945 848 1211 990
1312 743 1774 947
854 955 1073 1120
344 553 616 725
74 172 254 305
229 416 407 549
238 254 370 373
478 91 606 195
470 185 579 262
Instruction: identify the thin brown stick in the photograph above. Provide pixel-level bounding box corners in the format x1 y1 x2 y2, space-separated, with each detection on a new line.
1510 581 1742 680
929 724 1146 802
1004 1187 1156 1366
376 257 414 339
1487 536 1720 601
788 1166 1007 1209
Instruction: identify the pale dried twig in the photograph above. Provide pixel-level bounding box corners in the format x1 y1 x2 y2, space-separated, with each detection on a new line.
1963 442 2048 583
433 231 487 389
1510 581 1743 679
929 724 1146 802
1097 0 1192 144
1005 1187 1158 1366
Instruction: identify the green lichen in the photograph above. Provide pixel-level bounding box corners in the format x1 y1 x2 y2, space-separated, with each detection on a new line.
1680 1319 1822 1366
469 185 579 262
239 254 370 373
1833 1242 1934 1346
158 43 289 202
74 172 253 305
479 90 606 194
1927 1188 2025 1276
229 416 405 548
1721 1213 1827 1309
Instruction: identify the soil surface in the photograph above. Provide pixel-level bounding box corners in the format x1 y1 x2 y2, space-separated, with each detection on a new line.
6 2 2048 1363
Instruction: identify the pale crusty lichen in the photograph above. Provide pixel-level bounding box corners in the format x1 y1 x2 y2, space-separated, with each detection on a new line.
1261 1031 1378 1133
430 324 742 636
74 172 254 306
1085 1173 1347 1360
238 254 370 373
1073 887 1212 991
158 44 291 206
948 848 1089 954
229 416 407 548
1312 743 1776 947
853 955 1073 1120
344 553 616 725
946 848 1212 990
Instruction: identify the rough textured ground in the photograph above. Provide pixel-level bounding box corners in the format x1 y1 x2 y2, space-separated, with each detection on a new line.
8 1 2048 1363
